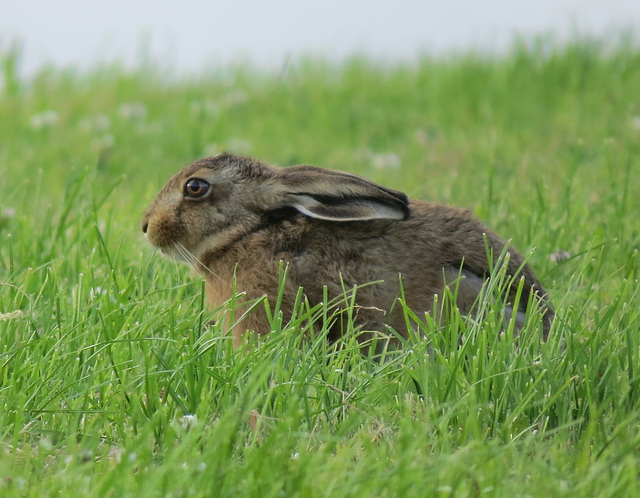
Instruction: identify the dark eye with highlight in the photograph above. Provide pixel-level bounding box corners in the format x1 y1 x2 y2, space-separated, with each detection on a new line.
184 178 211 198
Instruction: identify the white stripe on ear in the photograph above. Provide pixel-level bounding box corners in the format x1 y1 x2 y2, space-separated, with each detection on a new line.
289 194 407 221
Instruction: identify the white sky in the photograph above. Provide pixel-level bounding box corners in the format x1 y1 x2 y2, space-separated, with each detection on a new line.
2 0 640 75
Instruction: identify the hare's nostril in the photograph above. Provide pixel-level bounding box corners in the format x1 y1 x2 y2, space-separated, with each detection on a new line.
142 221 149 234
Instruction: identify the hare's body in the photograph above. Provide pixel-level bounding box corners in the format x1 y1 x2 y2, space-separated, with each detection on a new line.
142 154 553 345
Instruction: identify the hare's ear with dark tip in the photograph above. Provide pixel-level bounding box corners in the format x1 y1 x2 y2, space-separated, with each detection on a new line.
277 165 410 221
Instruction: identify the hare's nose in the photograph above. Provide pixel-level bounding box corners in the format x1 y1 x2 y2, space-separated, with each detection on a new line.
141 221 149 234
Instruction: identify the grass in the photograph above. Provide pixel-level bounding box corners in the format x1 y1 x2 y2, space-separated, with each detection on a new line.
1 35 640 496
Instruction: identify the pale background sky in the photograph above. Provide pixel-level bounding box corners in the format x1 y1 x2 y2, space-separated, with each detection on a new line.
2 0 640 76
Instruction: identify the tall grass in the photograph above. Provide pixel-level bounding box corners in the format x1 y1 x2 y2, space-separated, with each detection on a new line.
0 36 639 496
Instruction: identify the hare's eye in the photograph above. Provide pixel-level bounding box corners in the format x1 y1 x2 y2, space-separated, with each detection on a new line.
184 178 210 198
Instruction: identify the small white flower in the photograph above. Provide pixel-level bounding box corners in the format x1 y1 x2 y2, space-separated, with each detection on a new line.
352 147 373 162
203 143 220 156
371 152 401 170
89 287 106 300
178 414 198 430
136 121 163 135
29 110 58 130
190 99 221 117
550 251 571 263
39 437 53 451
79 114 111 132
108 447 124 464
92 134 114 151
1 207 16 219
94 114 111 131
632 116 640 131
413 129 430 146
189 100 202 114
80 449 93 462
225 138 251 154
0 207 15 231
223 90 248 107
118 102 147 120
0 310 24 321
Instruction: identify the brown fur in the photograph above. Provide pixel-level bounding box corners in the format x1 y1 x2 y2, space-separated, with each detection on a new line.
142 153 554 346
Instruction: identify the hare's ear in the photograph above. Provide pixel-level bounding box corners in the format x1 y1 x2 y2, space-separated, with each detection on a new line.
278 166 410 221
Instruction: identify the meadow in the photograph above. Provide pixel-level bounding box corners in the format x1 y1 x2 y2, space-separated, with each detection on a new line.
0 36 639 496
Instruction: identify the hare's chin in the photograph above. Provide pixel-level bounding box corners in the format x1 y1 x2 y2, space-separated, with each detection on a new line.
158 246 186 262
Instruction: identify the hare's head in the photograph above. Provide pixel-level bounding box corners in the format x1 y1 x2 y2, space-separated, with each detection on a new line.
141 153 409 262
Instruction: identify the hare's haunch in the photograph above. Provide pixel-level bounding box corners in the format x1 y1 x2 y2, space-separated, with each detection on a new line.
142 153 553 345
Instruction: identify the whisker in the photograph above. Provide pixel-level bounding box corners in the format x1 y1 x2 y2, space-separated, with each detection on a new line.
173 242 198 272
174 241 230 287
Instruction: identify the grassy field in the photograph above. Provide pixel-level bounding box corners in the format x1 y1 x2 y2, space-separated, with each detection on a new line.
1 36 639 496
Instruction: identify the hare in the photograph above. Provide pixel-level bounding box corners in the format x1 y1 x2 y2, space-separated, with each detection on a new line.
141 153 553 347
